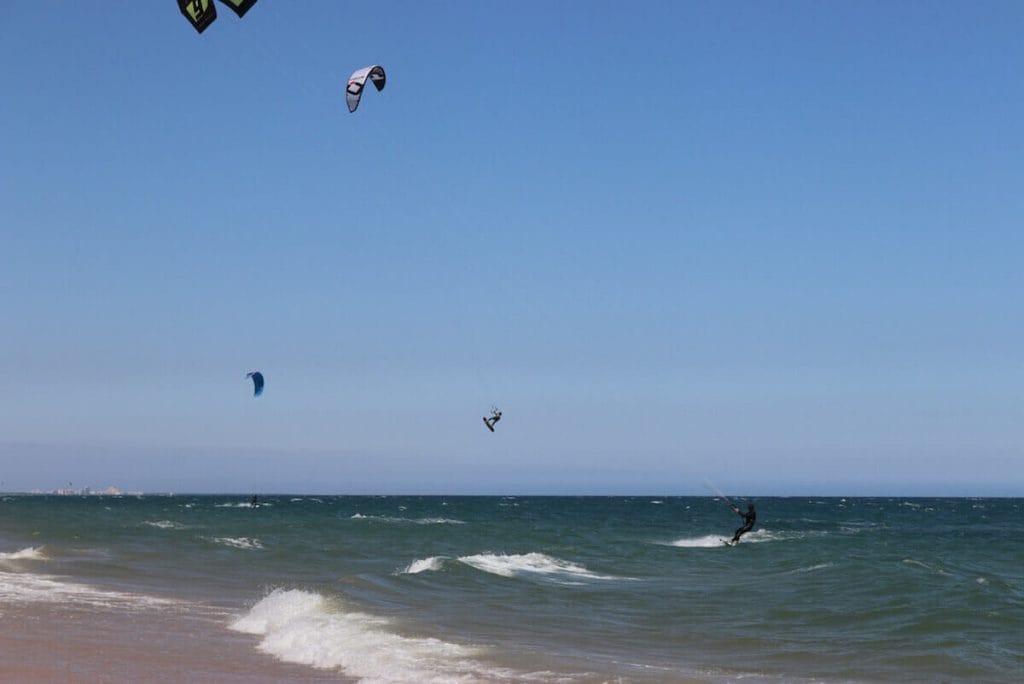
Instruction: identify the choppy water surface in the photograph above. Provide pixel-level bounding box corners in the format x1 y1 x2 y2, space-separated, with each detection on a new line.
1 495 1021 682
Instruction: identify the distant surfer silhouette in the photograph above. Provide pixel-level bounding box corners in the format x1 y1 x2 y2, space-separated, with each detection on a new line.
728 502 756 545
250 494 259 509
483 407 502 432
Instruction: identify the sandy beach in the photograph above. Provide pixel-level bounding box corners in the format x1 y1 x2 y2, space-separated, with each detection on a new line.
0 602 351 683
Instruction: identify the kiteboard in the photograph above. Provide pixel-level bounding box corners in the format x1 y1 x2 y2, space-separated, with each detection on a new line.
721 539 735 547
483 417 495 432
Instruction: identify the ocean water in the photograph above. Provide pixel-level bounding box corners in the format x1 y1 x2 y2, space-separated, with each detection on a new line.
0 495 1021 682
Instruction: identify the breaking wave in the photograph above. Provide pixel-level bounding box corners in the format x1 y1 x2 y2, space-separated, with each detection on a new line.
0 546 46 561
229 588 551 682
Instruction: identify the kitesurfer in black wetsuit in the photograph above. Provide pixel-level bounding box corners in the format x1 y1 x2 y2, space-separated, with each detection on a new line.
730 502 756 544
483 408 502 432
250 494 258 508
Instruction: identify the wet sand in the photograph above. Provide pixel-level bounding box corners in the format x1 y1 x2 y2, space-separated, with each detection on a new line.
0 602 351 683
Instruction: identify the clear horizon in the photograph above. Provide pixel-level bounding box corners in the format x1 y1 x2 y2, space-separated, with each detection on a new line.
4 489 1021 498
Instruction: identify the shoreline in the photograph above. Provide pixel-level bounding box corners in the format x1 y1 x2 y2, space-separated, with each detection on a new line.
0 598 709 683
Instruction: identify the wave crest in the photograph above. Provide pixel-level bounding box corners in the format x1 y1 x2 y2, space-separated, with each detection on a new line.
399 557 447 575
351 514 466 525
458 553 631 584
208 537 264 550
143 520 189 530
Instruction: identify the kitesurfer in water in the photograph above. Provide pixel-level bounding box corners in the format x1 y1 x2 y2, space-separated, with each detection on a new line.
729 502 756 544
250 494 258 508
483 408 502 432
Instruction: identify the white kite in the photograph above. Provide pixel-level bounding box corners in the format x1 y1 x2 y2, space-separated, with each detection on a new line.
346 65 386 113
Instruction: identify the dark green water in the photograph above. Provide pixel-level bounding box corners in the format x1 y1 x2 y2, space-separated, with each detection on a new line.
1 495 1021 682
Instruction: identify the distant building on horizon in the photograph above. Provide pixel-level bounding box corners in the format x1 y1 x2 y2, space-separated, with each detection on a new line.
18 485 128 496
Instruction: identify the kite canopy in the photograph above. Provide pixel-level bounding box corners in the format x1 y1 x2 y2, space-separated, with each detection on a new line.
179 0 257 34
346 65 386 113
218 0 258 17
246 371 264 397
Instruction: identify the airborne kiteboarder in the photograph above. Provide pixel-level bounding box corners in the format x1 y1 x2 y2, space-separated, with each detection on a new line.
483 407 502 432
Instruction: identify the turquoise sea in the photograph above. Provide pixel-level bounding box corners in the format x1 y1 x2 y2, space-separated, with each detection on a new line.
1 495 1021 682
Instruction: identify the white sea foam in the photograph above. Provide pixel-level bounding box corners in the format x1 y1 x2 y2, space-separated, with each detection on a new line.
399 557 447 575
350 514 466 525
0 546 46 561
229 588 539 682
667 529 791 548
143 520 189 530
665 535 728 548
650 500 664 504
209 537 264 550
0 571 178 609
782 563 835 575
737 529 790 543
902 558 952 576
457 553 631 584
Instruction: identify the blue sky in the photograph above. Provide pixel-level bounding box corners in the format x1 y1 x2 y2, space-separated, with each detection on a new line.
1 1 1021 495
